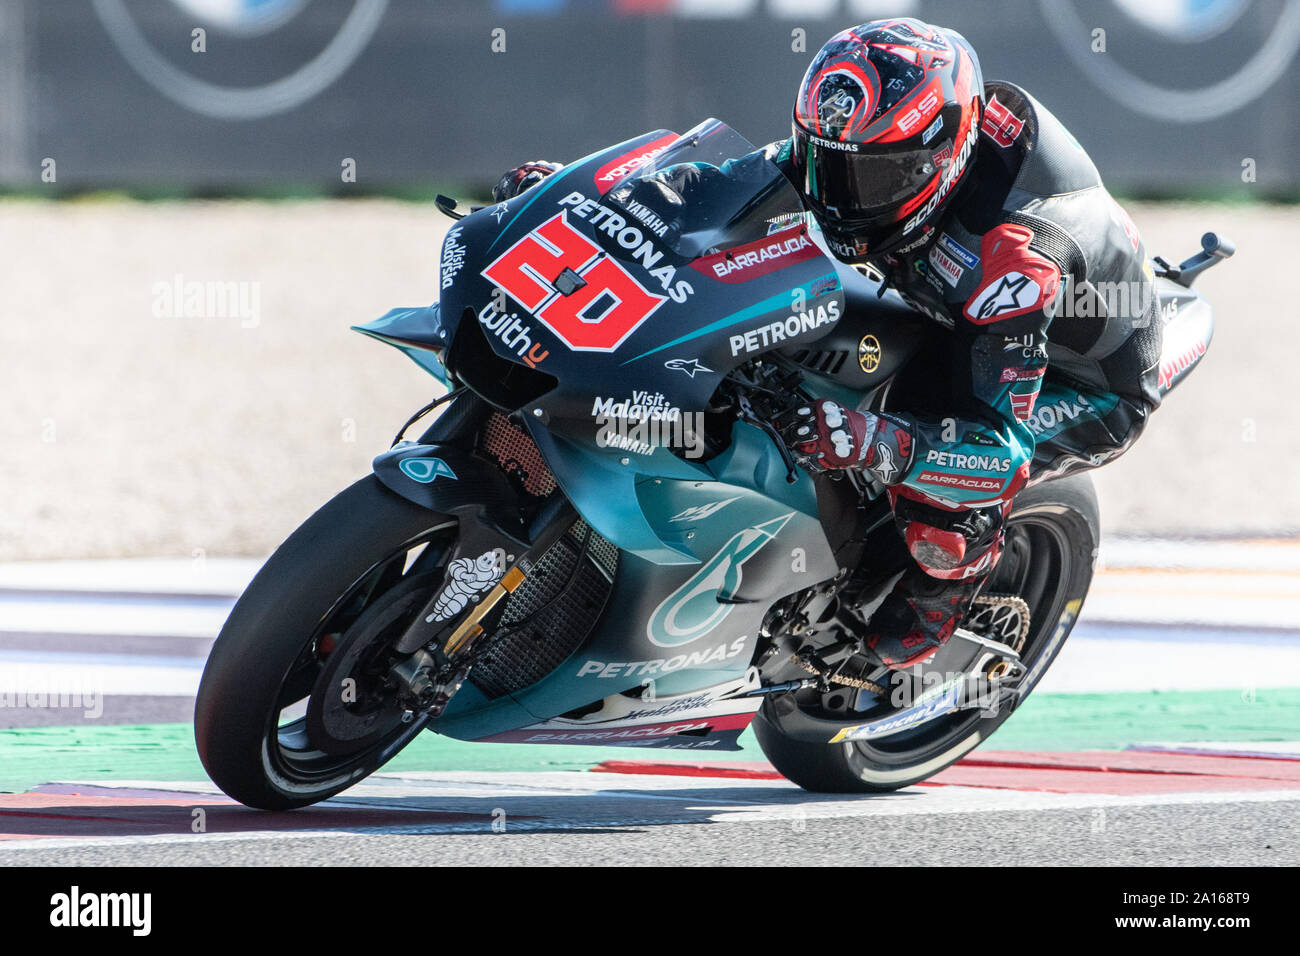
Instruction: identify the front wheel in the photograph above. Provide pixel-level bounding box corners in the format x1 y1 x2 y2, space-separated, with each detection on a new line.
753 472 1099 793
194 476 458 810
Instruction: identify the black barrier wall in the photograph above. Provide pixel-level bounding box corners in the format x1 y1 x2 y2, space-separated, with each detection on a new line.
5 0 1296 193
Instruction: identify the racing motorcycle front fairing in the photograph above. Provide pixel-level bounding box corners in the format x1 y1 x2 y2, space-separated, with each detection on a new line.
351 121 863 745
360 119 850 566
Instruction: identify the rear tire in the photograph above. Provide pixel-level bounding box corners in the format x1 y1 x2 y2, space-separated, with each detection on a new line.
194 476 456 810
754 473 1099 793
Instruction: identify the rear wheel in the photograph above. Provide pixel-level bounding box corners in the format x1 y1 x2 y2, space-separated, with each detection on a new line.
194 476 457 810
754 473 1098 793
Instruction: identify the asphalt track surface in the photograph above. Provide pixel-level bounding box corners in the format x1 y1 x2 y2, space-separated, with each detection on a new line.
0 539 1296 866
0 774 1294 867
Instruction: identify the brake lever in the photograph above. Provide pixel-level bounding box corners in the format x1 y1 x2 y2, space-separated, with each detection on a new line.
434 194 466 221
736 393 801 484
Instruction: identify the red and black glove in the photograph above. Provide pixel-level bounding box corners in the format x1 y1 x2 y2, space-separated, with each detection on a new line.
492 161 563 203
777 399 912 484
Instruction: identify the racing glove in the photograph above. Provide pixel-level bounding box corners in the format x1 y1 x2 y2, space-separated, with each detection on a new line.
492 161 564 202
778 399 913 484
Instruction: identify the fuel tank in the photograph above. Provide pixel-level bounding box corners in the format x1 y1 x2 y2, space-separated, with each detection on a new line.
778 263 931 394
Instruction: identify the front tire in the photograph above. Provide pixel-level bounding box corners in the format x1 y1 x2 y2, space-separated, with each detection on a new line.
194 476 457 810
754 472 1099 793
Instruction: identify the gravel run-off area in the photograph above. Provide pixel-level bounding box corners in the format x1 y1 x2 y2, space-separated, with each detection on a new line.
2 198 1295 562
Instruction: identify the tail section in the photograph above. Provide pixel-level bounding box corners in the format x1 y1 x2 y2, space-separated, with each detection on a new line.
1154 281 1214 398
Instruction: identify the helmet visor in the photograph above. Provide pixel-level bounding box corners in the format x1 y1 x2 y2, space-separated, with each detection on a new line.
793 125 940 226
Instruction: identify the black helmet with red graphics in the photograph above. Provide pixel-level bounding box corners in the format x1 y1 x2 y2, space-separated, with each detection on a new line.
791 18 983 263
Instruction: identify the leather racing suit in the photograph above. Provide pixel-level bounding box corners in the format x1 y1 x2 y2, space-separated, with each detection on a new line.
494 81 1162 669
767 81 1162 667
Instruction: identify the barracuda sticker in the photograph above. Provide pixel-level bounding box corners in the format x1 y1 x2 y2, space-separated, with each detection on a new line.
647 513 793 647
692 226 820 283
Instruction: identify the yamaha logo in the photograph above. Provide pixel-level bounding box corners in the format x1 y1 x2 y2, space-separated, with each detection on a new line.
858 334 882 373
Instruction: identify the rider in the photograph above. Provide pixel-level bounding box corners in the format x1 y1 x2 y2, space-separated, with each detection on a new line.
493 18 1161 671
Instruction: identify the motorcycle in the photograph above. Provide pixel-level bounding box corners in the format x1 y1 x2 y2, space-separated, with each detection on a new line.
194 119 1231 809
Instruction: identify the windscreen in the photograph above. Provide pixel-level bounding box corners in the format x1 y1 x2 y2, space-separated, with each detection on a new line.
600 119 809 260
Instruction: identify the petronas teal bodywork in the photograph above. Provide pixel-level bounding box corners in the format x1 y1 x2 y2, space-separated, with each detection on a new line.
646 512 793 647
524 417 819 566
353 305 451 387
351 121 849 744
427 416 838 738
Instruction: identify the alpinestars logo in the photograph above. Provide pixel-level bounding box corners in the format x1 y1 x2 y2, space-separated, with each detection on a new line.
664 358 712 378
647 513 793 647
871 442 900 482
965 272 1043 322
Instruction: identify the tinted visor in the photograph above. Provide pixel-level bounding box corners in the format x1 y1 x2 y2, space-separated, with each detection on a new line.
793 126 939 226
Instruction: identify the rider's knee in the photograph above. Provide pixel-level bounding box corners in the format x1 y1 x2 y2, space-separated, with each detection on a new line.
892 495 1006 581
905 521 1004 580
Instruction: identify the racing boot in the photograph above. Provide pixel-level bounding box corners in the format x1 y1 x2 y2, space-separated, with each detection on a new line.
858 566 981 670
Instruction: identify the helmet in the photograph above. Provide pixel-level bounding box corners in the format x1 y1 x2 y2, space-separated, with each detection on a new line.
791 18 983 263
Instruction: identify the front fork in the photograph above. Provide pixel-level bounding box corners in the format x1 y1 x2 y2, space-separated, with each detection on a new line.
362 389 582 716
387 494 577 717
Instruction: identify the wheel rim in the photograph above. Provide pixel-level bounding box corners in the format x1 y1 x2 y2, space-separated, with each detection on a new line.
262 522 457 789
846 509 1079 767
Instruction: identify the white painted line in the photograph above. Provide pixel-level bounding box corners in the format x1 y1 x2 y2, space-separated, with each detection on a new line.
1035 631 1300 693
0 558 262 597
1086 568 1300 630
0 593 231 639
0 650 202 697
1099 537 1300 573
1131 741 1300 759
